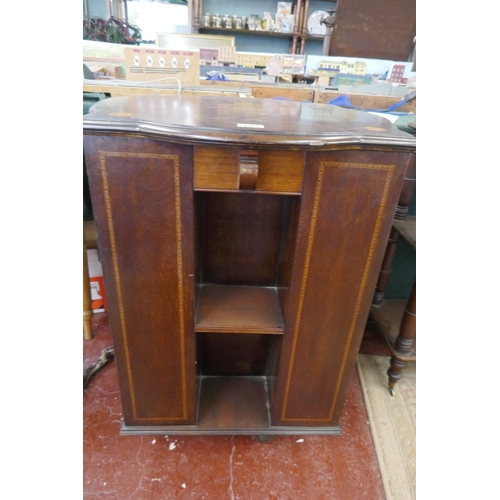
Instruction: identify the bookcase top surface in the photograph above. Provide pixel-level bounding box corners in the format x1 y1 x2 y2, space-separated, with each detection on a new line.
83 94 415 149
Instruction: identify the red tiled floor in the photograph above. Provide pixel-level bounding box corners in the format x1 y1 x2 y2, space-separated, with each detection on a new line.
84 313 386 499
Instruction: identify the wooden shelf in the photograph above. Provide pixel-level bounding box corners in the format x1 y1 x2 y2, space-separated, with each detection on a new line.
302 33 325 40
370 299 416 361
195 284 284 334
199 26 299 38
197 376 269 429
393 216 416 250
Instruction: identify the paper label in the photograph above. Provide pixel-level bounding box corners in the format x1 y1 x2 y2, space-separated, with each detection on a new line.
237 123 265 128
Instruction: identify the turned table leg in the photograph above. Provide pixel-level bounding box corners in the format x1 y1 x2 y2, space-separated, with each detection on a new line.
394 155 416 221
372 154 415 304
373 228 399 304
388 282 416 396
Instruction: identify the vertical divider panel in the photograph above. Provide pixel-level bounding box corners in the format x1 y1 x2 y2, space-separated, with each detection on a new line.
271 149 407 426
84 136 197 426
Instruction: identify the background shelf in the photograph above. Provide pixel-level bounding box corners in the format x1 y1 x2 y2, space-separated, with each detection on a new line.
199 27 299 38
392 216 416 250
370 299 416 361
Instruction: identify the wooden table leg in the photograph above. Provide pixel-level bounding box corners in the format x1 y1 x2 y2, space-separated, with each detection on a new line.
394 154 416 221
372 154 415 304
388 282 416 395
373 228 399 304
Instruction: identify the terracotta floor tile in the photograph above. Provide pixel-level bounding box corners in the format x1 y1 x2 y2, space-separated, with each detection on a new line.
84 313 386 499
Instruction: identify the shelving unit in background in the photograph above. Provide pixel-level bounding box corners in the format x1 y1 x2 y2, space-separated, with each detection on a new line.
192 0 304 54
296 0 337 55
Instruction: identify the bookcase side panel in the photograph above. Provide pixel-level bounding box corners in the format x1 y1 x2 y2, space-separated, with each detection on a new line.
84 136 197 426
271 149 408 426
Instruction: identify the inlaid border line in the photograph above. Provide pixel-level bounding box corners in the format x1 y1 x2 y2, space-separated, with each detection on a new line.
280 163 324 421
281 161 394 422
100 151 188 421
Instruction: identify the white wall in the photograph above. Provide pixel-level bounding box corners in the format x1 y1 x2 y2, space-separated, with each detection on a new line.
86 0 108 19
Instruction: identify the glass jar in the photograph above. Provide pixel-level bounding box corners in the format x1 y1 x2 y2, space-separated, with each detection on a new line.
202 13 211 27
248 15 259 30
222 14 231 28
211 13 222 28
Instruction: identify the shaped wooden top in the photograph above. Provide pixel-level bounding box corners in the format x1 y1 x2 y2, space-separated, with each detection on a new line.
83 94 416 150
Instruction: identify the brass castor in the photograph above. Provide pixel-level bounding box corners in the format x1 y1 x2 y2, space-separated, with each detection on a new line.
389 386 396 397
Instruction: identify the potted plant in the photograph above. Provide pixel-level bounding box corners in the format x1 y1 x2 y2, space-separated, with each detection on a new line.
83 16 142 45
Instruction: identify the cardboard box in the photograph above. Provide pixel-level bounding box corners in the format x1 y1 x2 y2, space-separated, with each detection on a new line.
83 40 127 78
87 249 107 313
123 46 200 85
261 74 278 84
317 75 331 86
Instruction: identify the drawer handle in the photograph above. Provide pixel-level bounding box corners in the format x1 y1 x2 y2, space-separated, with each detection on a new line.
239 150 259 190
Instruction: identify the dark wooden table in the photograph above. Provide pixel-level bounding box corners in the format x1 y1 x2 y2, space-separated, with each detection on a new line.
371 216 416 396
83 94 415 436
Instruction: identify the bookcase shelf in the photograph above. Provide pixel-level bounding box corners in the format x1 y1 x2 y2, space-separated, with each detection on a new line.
195 284 284 334
197 376 270 429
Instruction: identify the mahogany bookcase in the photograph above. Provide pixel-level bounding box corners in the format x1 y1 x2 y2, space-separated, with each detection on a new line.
83 95 415 436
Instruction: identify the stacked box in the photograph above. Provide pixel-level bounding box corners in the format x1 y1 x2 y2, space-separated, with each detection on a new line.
123 46 200 85
87 249 107 313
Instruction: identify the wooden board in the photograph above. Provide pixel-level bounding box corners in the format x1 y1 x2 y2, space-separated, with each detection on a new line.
83 135 197 426
195 285 284 334
194 146 239 190
193 147 305 194
314 90 416 113
330 0 416 61
196 192 285 286
198 332 271 376
271 149 408 427
250 85 314 102
197 376 270 429
83 82 251 98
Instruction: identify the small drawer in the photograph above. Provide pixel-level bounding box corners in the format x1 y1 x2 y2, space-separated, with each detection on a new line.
194 146 305 194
